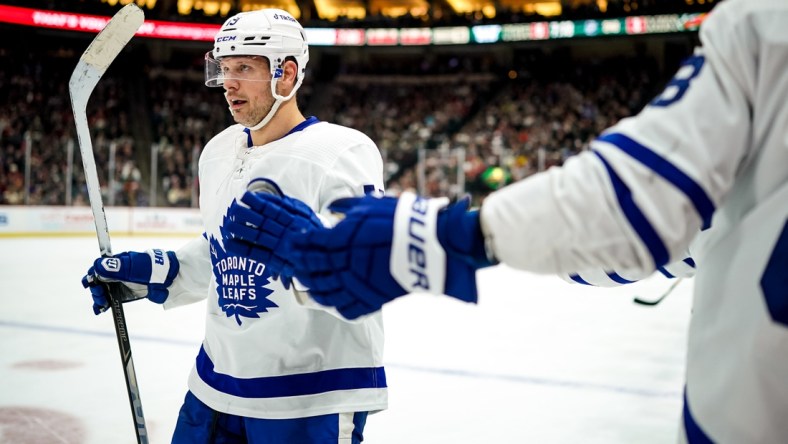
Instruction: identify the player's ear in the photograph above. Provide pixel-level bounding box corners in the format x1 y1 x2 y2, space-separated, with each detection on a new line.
282 58 299 86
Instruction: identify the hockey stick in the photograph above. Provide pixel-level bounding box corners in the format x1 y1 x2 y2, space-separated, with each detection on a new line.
633 278 683 306
68 5 148 444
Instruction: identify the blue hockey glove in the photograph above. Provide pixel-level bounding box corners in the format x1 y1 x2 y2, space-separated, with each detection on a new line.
291 192 497 319
222 188 323 288
81 249 180 315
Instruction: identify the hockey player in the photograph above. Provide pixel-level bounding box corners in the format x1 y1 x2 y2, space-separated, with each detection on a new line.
81 9 386 443
222 0 788 442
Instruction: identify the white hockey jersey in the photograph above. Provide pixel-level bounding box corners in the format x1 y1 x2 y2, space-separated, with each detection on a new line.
165 117 388 419
481 1 788 442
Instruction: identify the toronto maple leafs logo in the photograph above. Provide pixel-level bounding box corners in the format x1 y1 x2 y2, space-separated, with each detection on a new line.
209 210 278 325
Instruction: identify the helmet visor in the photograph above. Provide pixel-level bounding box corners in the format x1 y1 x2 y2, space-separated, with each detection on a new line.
204 52 273 87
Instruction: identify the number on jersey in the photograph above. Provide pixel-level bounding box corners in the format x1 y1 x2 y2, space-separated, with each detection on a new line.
650 54 705 107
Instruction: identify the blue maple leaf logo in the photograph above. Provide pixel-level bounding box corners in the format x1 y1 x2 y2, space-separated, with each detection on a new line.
209 209 278 325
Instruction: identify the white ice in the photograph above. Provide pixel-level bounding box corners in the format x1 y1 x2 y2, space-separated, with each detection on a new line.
0 236 692 443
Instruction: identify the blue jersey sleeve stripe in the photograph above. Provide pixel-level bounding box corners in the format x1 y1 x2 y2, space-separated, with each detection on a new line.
569 274 592 285
658 266 676 279
683 257 696 268
196 346 387 399
607 272 635 284
594 151 670 268
597 133 715 230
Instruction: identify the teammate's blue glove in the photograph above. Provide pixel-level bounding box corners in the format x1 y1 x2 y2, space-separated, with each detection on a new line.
222 187 323 288
81 249 180 315
291 192 497 319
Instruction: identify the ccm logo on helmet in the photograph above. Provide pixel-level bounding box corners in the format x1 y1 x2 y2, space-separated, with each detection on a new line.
216 36 236 42
272 13 297 23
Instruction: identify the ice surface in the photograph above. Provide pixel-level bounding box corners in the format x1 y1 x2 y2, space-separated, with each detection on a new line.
0 236 692 443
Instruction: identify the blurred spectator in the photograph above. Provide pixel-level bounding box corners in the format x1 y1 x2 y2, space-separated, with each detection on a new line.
120 159 142 206
3 163 24 204
165 173 192 207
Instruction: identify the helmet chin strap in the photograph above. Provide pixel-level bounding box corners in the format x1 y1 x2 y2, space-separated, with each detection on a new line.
242 76 302 132
245 98 282 131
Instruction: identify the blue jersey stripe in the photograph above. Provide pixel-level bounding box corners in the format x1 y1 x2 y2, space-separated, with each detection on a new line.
683 257 696 268
607 272 635 284
244 117 320 148
196 346 387 399
597 133 715 230
683 388 714 443
243 127 253 148
594 151 670 268
658 266 676 279
286 116 320 136
569 274 592 285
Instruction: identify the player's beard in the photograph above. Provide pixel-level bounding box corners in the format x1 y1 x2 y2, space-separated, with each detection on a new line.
234 94 275 128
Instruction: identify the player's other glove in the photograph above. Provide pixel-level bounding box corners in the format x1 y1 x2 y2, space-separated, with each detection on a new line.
81 249 179 315
222 183 323 288
292 192 497 319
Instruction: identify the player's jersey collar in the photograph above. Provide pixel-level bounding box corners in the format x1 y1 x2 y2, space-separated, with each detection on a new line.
287 116 320 136
243 116 320 148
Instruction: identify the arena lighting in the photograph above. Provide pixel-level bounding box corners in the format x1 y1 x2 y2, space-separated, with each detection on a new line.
0 5 707 46
0 4 219 40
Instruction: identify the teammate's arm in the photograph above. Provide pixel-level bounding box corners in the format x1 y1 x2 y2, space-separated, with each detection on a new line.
482 7 753 276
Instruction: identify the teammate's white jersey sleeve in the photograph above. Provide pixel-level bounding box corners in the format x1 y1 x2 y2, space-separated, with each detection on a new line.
481 0 762 275
481 1 788 442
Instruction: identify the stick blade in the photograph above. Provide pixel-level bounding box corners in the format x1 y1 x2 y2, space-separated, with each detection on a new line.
68 3 145 254
68 4 144 90
633 296 661 306
632 278 683 307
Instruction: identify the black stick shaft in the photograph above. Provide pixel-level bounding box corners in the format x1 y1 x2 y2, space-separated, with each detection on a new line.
107 282 149 444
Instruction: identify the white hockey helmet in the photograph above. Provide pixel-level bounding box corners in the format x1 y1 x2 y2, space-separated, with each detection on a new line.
205 9 309 130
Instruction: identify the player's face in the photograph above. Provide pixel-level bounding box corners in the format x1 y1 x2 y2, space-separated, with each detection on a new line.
221 56 275 127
